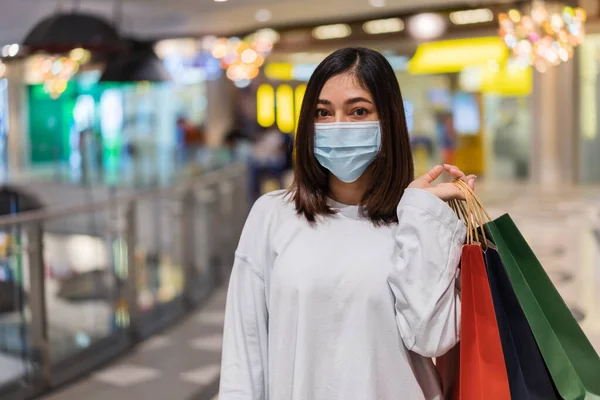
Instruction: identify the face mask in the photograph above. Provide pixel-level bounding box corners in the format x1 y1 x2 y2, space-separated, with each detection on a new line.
314 121 381 183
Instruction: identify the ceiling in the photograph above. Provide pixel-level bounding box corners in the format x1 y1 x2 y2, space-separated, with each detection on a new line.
0 0 511 45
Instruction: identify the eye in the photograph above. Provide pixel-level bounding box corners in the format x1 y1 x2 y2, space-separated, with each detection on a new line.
315 109 330 118
352 108 368 117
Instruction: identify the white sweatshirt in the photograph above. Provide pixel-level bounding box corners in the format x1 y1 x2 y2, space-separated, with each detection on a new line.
219 188 466 400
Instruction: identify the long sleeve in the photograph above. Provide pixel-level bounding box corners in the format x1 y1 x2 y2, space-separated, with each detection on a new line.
220 193 277 399
219 255 269 399
387 188 466 357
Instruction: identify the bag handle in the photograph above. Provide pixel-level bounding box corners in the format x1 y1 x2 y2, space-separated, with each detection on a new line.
449 178 491 247
452 178 491 221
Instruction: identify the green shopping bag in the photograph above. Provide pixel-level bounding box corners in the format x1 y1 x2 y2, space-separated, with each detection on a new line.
487 214 600 399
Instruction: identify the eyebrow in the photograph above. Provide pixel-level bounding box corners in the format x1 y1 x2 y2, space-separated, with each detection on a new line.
317 97 373 106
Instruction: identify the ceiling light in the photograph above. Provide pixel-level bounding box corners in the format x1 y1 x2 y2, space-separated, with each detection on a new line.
407 13 446 40
1 45 10 58
369 0 386 7
255 9 272 22
241 48 258 63
154 38 197 59
450 8 494 25
8 44 19 57
312 24 352 40
498 3 587 72
363 18 404 34
214 0 227 2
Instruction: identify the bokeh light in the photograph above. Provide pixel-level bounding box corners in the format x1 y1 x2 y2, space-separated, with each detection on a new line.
499 2 586 71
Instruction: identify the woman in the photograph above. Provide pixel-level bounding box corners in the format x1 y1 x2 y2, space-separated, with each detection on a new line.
219 47 474 399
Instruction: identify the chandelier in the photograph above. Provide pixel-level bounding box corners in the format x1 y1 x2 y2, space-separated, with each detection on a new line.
498 1 587 72
202 28 280 87
26 48 92 99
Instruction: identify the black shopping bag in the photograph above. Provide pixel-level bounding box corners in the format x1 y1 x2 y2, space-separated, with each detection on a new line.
484 247 558 399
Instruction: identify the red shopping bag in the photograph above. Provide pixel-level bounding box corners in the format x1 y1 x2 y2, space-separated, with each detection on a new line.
460 244 511 399
438 185 511 400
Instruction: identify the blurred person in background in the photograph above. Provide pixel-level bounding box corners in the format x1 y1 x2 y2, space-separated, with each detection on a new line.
248 126 289 202
220 47 475 399
176 116 206 165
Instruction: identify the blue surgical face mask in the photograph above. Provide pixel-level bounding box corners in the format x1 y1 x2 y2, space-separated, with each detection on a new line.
314 121 381 183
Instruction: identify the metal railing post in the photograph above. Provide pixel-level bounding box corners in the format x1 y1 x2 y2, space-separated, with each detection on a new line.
124 202 139 334
27 221 50 386
181 189 196 304
197 183 220 287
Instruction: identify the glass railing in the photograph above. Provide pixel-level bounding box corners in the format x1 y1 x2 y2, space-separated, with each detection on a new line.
7 144 234 190
0 162 247 399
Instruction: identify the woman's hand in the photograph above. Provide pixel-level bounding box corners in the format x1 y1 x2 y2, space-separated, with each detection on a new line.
408 164 476 201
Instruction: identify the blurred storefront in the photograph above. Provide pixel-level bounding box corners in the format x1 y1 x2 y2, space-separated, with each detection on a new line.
398 37 532 181
0 40 237 187
22 51 211 186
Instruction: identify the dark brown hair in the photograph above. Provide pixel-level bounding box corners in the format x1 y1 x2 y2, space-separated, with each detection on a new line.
290 47 414 225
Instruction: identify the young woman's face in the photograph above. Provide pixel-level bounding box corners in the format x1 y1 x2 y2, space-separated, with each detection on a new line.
315 72 379 123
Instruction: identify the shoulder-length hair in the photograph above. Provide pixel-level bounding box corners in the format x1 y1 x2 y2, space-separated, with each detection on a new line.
291 47 414 225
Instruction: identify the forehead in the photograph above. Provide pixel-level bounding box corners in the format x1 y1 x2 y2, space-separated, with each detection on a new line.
319 72 372 99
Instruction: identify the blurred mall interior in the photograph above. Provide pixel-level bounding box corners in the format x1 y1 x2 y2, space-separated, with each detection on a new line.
0 0 599 398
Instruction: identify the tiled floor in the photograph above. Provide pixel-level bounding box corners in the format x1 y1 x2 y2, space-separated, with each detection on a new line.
42 289 228 400
42 183 600 399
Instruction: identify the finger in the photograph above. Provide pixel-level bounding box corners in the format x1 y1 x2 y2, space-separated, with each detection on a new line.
443 164 464 173
420 165 444 184
462 174 476 187
468 178 475 191
443 164 455 175
443 164 463 175
447 166 466 179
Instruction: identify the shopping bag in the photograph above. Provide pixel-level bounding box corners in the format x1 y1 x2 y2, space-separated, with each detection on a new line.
487 214 600 399
447 191 511 400
460 244 511 399
484 248 559 399
451 178 600 399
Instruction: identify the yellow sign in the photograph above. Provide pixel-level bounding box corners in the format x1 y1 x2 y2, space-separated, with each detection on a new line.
409 37 508 75
257 84 275 127
276 85 295 133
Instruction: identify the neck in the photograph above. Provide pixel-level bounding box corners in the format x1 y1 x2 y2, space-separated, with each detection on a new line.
328 169 372 206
